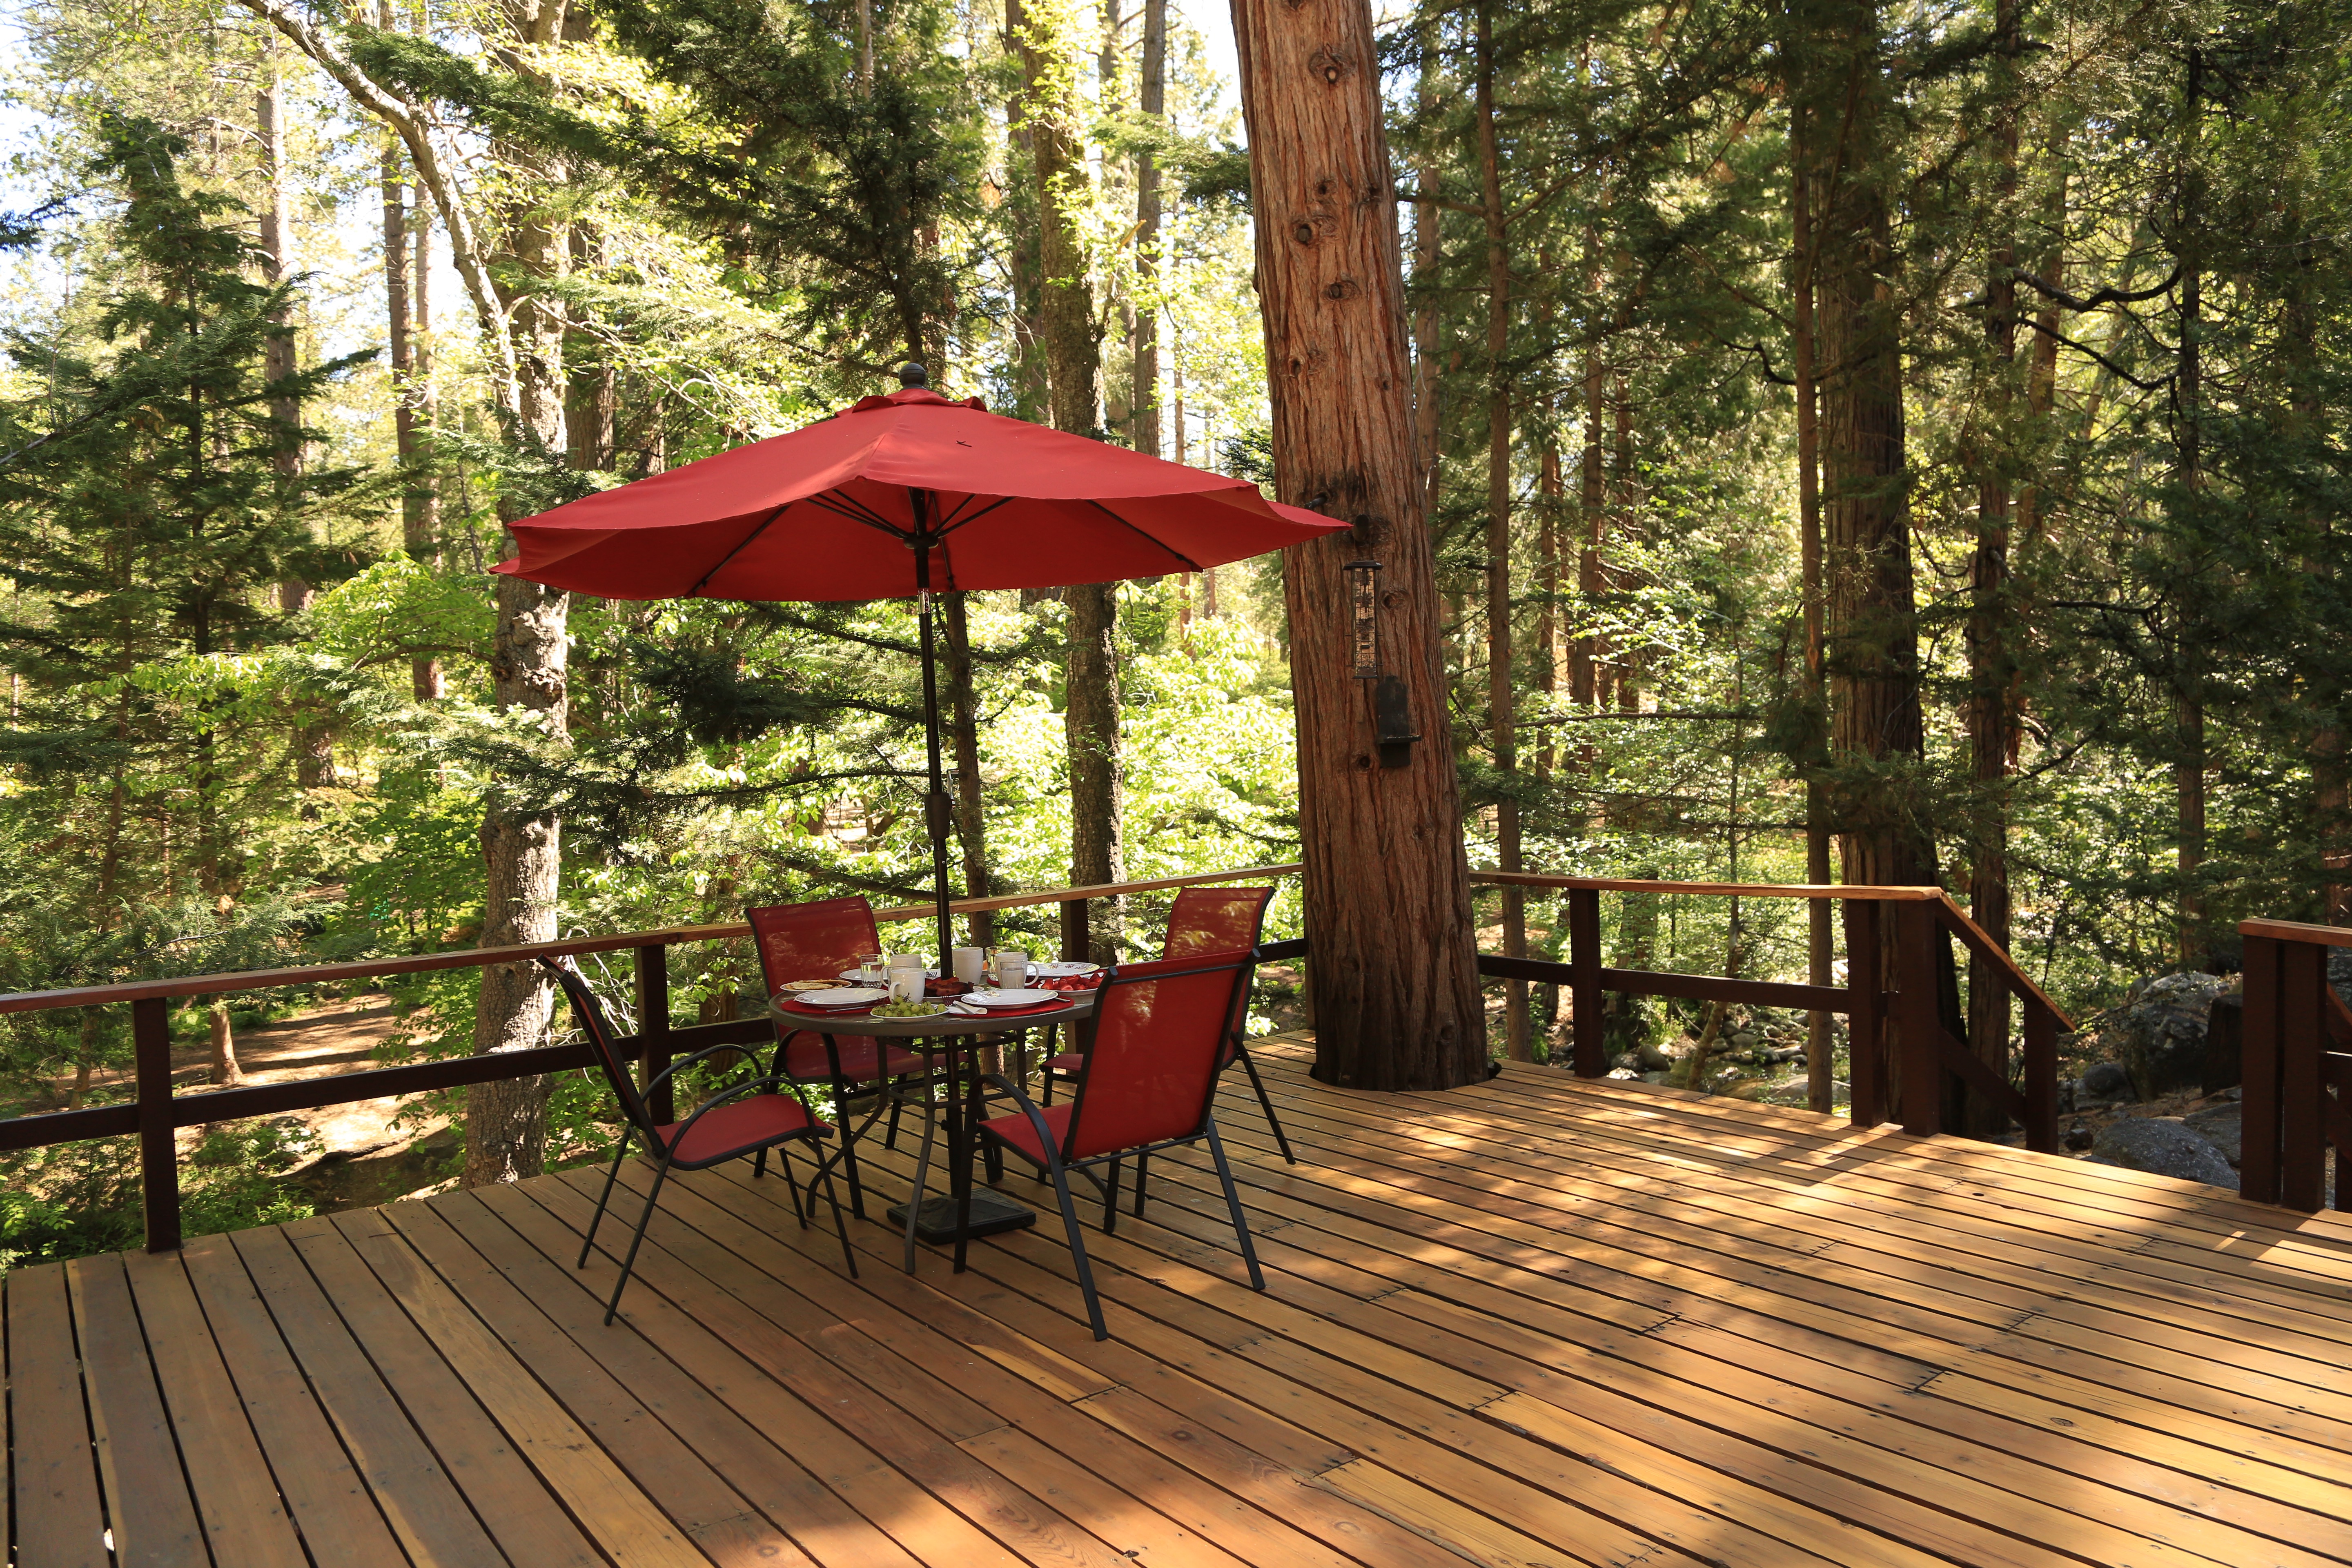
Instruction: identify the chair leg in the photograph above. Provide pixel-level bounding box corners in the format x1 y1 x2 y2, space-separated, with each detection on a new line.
1102 1156 1121 1234
1042 1150 1109 1340
831 1083 868 1220
1203 1116 1265 1292
776 1144 809 1227
753 1147 768 1178
604 1157 673 1325
884 1077 906 1150
1236 1044 1296 1165
813 1141 859 1278
1133 1150 1149 1220
578 1127 632 1269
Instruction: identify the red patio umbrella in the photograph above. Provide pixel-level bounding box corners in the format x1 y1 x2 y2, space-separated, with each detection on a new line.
496 368 1343 958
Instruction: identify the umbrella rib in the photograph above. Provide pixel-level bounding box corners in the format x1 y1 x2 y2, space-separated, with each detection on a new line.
686 500 796 597
806 490 918 541
932 493 1011 533
1085 499 1205 573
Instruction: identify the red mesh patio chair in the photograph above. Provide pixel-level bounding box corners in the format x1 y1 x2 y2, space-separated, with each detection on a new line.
1040 885 1294 1163
543 958 855 1325
749 895 933 1219
964 952 1266 1339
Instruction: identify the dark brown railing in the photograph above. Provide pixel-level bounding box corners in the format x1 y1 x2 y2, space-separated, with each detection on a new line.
0 860 2074 1254
0 864 1302 1254
2237 917 2352 1211
1468 873 2070 1152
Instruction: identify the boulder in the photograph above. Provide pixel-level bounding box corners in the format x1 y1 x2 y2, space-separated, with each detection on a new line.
2079 1060 2134 1103
2201 994 2242 1095
2106 971 2238 1101
2182 1102 2243 1167
2089 1117 2240 1189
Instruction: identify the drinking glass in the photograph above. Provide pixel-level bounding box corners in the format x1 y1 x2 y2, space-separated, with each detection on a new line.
993 949 1029 991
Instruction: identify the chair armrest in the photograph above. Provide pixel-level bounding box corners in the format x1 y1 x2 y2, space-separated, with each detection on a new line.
663 1069 827 1150
970 1071 1062 1162
646 1041 782 1101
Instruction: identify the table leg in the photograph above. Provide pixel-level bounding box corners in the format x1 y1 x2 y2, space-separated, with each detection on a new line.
902 1059 938 1274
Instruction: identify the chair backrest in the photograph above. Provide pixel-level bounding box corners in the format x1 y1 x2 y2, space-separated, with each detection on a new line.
1062 953 1251 1161
1161 886 1274 961
543 959 653 1135
748 895 883 995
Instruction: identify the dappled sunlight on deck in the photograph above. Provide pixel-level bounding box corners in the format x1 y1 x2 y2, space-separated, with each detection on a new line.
9 1038 2352 1566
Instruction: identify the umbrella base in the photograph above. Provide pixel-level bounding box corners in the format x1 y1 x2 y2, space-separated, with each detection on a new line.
888 1189 1038 1244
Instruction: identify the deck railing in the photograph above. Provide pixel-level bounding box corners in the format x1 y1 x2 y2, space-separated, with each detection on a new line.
1468 873 2070 1153
0 860 2071 1254
2237 917 2352 1210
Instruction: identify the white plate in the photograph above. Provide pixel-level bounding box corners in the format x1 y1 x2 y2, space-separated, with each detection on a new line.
794 987 888 1008
962 988 1059 1008
1031 961 1100 978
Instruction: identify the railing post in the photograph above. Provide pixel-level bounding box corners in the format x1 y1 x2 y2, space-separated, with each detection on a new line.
1844 900 1884 1127
2282 939 2327 1212
2242 933 2283 1203
635 943 675 1126
1894 901 1943 1136
1568 888 1604 1078
2022 1002 2059 1154
1060 897 1089 963
133 996 180 1253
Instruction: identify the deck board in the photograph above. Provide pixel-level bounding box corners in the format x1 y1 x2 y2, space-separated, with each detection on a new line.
7 1040 2352 1567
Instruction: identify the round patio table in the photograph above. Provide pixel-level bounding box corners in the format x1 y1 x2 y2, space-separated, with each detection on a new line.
766 992 1097 1273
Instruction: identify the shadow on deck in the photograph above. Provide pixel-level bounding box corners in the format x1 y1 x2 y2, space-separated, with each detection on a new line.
10 1039 2352 1568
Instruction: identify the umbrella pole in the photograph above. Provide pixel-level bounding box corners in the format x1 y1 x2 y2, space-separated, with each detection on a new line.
912 504 960 968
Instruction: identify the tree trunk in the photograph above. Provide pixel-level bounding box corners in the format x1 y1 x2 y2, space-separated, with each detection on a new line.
2174 48 2205 965
1474 0 1527 1061
1132 0 1166 457
207 1000 243 1086
409 188 444 699
1021 0 1120 960
1963 0 2021 1138
1231 0 1485 1090
1791 102 1836 1113
466 83 572 1189
942 590 994 949
259 59 306 612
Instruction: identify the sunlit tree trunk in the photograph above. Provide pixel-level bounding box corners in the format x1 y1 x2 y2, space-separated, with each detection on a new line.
1474 0 1527 1060
1963 0 2021 1137
1131 0 1166 457
1231 0 1485 1089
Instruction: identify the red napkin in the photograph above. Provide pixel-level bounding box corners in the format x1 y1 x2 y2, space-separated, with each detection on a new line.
778 998 876 1017
966 998 1075 1018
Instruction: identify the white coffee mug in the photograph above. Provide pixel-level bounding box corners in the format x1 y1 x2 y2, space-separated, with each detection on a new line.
886 956 925 1002
993 949 1029 990
952 947 987 984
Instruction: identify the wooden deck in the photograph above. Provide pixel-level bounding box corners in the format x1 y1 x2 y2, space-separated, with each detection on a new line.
10 1038 2352 1568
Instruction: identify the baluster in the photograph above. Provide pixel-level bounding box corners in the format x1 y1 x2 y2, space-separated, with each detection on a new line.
2241 933 2283 1203
635 943 675 1125
2282 939 2327 1212
1844 900 1885 1127
1568 888 1603 1078
2022 1002 2058 1154
134 996 180 1253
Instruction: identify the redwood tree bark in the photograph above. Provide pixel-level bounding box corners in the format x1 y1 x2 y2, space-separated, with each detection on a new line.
1131 0 1167 457
1231 0 1485 1090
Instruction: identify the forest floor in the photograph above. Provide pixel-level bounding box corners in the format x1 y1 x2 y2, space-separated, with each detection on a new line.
165 998 460 1214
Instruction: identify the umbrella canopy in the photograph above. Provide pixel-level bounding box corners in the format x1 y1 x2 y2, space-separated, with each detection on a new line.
496 385 1341 601
495 374 1344 965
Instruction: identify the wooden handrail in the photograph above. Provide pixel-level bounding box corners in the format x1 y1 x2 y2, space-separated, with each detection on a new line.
1469 871 1944 901
1933 893 2073 1030
2240 916 2352 949
0 862 1303 1016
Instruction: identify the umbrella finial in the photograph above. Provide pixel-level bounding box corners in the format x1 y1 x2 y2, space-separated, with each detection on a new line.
898 361 930 389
